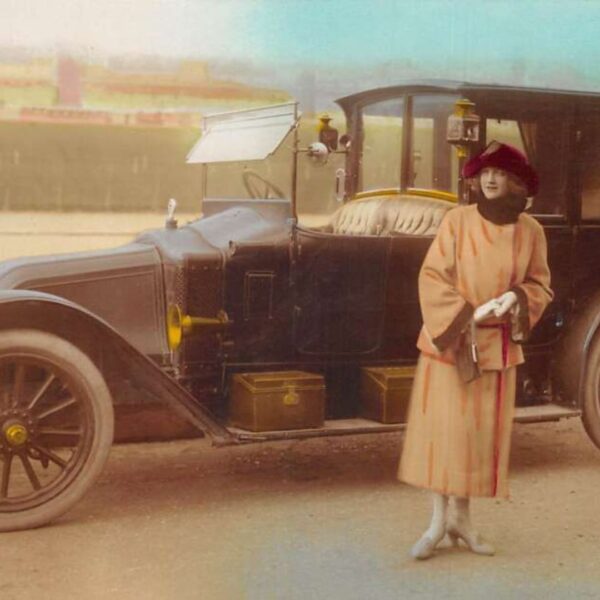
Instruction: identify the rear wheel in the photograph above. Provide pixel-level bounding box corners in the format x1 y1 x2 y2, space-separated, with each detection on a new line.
582 334 600 449
0 329 113 531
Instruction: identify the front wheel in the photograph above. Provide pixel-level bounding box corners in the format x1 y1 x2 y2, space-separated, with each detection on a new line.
0 329 114 531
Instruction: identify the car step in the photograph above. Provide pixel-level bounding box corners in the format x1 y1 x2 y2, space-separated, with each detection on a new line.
513 403 580 423
229 404 581 442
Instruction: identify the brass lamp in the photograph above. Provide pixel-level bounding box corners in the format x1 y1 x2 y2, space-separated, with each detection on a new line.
167 304 230 350
446 99 480 158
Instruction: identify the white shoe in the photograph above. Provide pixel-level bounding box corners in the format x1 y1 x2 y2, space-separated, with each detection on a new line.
410 531 445 560
446 524 495 556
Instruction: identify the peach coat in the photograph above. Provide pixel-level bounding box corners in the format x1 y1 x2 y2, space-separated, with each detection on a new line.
398 204 553 497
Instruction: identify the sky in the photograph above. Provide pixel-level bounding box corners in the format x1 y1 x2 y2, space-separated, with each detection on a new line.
1 0 600 90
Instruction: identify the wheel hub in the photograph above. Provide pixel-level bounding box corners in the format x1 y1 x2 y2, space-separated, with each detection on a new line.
3 420 29 447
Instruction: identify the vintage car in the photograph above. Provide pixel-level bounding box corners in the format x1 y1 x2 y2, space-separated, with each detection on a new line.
1 80 600 531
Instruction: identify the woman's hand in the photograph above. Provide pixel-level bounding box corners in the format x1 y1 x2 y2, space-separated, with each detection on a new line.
493 291 518 317
473 299 500 323
474 292 518 323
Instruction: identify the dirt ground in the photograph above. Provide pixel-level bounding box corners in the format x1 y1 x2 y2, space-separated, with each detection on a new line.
2 213 599 598
2 416 600 600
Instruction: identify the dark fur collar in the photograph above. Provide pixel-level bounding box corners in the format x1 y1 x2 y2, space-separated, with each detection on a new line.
476 194 527 225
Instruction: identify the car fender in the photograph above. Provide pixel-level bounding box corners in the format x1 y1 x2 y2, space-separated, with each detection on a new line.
553 290 600 408
0 289 234 444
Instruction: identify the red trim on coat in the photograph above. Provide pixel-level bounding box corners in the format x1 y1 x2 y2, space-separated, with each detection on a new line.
479 323 510 496
493 371 504 496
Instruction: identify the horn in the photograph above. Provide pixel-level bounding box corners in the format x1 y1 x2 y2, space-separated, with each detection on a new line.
167 305 231 350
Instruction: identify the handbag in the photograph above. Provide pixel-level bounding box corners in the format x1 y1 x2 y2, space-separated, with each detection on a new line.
455 319 482 383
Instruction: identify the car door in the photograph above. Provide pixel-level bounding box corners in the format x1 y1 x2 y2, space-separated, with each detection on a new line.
570 108 600 308
292 227 390 356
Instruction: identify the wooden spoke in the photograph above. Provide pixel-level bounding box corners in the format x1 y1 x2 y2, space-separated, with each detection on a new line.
0 388 9 411
30 444 68 470
36 396 77 421
12 363 25 407
37 427 82 438
19 454 41 491
27 373 56 411
1 454 12 498
0 366 8 410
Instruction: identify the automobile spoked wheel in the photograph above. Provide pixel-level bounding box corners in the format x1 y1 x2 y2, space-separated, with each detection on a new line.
0 329 113 531
582 333 600 450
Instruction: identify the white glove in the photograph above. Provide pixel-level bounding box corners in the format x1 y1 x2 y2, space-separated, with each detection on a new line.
473 298 500 323
493 291 518 317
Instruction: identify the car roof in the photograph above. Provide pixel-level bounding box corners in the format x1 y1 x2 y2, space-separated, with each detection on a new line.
335 80 600 111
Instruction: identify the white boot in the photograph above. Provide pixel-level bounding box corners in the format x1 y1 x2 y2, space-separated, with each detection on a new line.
410 493 448 560
447 496 495 556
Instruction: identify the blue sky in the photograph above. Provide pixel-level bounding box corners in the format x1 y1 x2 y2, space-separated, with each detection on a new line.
1 0 599 89
249 1 600 87
255 1 597 64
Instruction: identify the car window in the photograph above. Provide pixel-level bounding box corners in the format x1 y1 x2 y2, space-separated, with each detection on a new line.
486 118 527 154
412 95 460 194
485 115 567 216
580 115 600 220
360 98 404 190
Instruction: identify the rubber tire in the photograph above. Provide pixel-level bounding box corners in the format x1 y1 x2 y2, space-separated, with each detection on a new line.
582 333 600 450
0 329 114 531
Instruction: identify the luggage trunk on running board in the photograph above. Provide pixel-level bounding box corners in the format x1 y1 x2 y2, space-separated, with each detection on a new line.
359 366 415 424
229 370 326 432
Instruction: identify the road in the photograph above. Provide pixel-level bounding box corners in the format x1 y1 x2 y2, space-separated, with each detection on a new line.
2 417 600 600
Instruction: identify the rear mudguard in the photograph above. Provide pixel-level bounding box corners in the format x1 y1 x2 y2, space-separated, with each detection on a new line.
553 290 600 409
0 289 235 445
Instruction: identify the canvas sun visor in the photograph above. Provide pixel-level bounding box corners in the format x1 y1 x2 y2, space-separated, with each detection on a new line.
186 102 299 164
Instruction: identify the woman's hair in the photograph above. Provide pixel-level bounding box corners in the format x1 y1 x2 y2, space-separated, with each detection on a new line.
468 171 530 198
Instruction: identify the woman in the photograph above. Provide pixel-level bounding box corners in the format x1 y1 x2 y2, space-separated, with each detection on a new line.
398 140 554 559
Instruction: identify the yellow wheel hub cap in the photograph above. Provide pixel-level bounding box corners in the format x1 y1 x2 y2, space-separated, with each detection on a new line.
5 423 28 446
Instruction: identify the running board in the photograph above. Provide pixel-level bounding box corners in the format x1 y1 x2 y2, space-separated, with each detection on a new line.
229 418 403 442
513 403 580 423
228 403 581 443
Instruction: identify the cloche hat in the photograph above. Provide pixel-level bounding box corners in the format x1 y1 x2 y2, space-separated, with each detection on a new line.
463 140 539 196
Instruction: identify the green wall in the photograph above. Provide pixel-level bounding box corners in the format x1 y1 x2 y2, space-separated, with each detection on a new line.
0 121 204 212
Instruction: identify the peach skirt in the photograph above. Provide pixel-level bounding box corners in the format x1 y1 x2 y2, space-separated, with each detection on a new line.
398 353 516 498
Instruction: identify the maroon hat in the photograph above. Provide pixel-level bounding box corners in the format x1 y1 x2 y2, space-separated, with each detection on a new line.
463 140 539 196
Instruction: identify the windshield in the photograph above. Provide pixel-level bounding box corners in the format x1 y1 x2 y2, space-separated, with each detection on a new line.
204 143 293 201
199 93 462 228
203 113 346 228
359 93 460 196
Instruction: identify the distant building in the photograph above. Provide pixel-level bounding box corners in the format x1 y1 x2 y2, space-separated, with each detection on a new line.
0 54 290 125
57 56 82 106
0 57 57 107
0 53 292 212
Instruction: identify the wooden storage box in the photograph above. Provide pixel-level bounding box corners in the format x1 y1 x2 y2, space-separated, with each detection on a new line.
359 366 416 423
229 371 326 432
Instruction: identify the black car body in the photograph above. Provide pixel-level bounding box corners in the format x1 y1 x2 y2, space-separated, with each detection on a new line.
2 80 600 530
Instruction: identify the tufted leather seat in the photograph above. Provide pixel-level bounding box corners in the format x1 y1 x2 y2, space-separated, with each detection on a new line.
326 194 454 237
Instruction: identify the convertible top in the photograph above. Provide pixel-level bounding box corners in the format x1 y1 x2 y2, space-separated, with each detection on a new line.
336 80 600 112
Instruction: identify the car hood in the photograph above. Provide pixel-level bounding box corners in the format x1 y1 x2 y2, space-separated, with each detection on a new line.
0 242 163 291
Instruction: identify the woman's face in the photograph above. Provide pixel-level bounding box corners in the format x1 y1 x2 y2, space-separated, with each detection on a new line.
480 167 509 200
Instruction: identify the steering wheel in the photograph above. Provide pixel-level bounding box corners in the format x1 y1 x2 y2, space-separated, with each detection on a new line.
242 169 286 199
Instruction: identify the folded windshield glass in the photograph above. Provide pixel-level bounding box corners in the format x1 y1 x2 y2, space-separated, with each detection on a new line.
187 102 299 164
